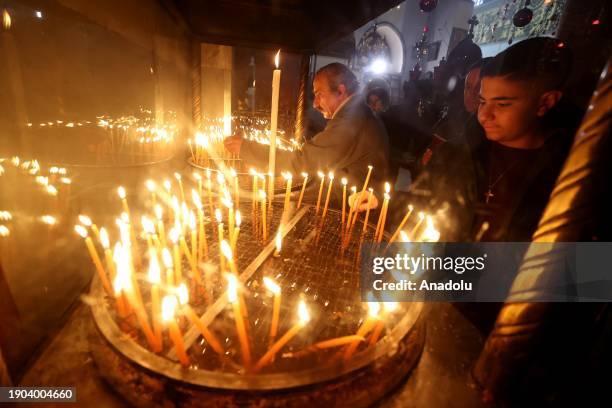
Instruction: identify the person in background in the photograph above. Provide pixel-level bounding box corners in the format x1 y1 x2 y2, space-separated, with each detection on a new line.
224 62 389 194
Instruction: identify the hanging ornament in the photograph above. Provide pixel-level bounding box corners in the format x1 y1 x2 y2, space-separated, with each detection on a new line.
419 0 438 13
513 1 534 27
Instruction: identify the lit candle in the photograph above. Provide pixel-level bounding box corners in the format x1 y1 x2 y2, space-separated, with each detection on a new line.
344 186 357 242
117 186 130 216
151 206 163 241
259 190 267 241
254 300 310 372
78 215 101 244
263 277 281 345
315 171 325 215
148 249 163 347
321 172 334 221
374 183 391 243
343 301 380 360
409 212 426 241
221 240 238 275
250 168 258 214
174 172 185 203
418 215 440 242
362 188 374 234
162 248 174 287
146 179 157 207
273 227 282 257
296 172 308 209
192 190 208 263
227 274 251 368
348 165 373 229
99 227 116 280
369 302 398 346
311 335 365 350
169 227 182 284
161 295 190 366
193 172 202 200
230 168 239 207
281 172 293 220
341 178 347 232
176 283 224 355
75 225 112 295
215 209 225 270
388 205 414 245
141 215 156 252
268 50 281 202
231 210 241 254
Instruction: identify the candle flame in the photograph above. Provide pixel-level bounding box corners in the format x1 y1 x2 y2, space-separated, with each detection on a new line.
168 227 179 244
328 172 334 180
367 301 381 318
0 211 12 221
100 227 110 248
60 177 71 185
263 277 280 295
78 215 92 227
161 295 178 322
141 216 155 234
421 215 440 242
215 208 222 223
351 186 357 193
259 190 266 200
282 171 292 180
117 186 126 199
341 177 347 186
297 300 310 325
274 50 280 68
174 172 182 181
275 229 282 252
399 231 410 242
235 210 242 227
0 225 9 237
46 185 58 196
162 248 173 268
221 240 233 261
301 172 308 178
193 172 201 181
317 171 325 179
229 168 237 178
154 204 163 220
192 189 202 209
226 274 238 303
163 180 172 191
177 283 189 305
145 180 156 192
418 211 425 220
384 302 398 312
148 249 161 284
2 8 11 30
384 182 390 193
188 211 196 230
74 225 87 237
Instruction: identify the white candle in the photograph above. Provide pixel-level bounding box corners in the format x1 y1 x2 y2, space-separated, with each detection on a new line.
268 50 281 201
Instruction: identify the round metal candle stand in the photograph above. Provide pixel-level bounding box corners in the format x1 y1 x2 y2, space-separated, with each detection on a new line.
89 277 424 407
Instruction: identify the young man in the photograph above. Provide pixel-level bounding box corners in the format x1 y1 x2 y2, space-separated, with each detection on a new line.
355 37 582 242
224 63 389 189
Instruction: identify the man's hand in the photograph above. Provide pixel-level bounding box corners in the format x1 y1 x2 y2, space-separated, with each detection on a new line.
348 190 379 213
224 135 243 155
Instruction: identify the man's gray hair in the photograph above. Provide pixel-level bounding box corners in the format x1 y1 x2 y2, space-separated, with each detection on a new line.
315 63 359 95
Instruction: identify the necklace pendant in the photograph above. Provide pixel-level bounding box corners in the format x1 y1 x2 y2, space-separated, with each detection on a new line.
485 189 494 204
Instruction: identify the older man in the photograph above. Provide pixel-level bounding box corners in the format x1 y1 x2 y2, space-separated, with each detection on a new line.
224 62 389 189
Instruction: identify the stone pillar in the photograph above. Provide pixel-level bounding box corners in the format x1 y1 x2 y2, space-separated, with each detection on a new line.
201 44 233 134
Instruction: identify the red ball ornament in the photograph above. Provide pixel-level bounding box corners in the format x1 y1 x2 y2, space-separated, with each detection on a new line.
513 7 533 27
419 0 438 13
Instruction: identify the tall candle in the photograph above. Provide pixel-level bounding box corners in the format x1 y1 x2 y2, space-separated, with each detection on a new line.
315 171 325 214
227 274 251 368
148 249 163 347
268 50 281 202
341 178 347 232
117 186 130 217
162 248 174 287
78 215 101 244
99 227 116 281
146 179 157 207
176 283 224 355
154 205 166 247
254 300 310 372
221 240 238 275
343 301 380 360
215 209 226 271
375 193 390 243
388 205 414 245
296 172 308 209
362 188 375 234
263 277 281 345
75 225 112 295
259 190 267 241
230 168 239 207
161 295 190 366
321 172 334 221
231 210 241 253
282 172 292 219
174 172 185 203
169 228 182 284
409 212 426 241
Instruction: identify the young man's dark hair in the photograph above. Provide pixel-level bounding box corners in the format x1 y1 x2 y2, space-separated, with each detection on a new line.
481 37 572 92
